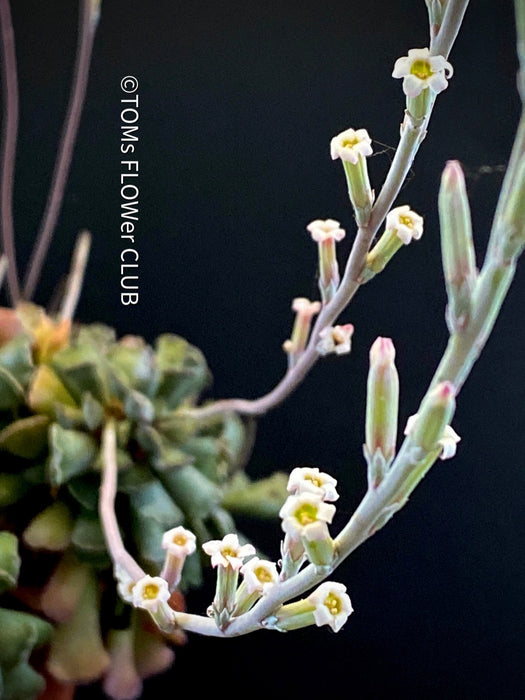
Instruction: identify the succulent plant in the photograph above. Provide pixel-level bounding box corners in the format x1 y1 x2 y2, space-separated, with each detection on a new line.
0 303 288 698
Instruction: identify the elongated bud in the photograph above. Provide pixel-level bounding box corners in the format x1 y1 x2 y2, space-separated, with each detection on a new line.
425 0 446 40
365 337 399 477
330 128 374 226
439 161 478 331
306 220 346 303
500 157 525 260
407 381 456 455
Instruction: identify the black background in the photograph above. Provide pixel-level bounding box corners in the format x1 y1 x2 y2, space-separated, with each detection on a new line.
4 0 525 697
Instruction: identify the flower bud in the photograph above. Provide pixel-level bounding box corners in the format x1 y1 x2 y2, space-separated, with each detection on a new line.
439 160 477 331
365 337 399 475
405 381 457 456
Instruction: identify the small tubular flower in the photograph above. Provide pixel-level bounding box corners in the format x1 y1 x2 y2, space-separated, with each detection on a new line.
404 414 461 460
202 533 255 571
240 557 279 595
307 581 353 632
306 220 346 302
161 526 196 557
279 493 336 540
392 48 453 98
283 297 322 368
132 575 170 613
317 324 354 356
386 205 424 244
115 566 136 604
287 466 339 502
330 128 373 164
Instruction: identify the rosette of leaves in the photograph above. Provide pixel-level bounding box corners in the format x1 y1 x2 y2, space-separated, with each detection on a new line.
0 303 287 698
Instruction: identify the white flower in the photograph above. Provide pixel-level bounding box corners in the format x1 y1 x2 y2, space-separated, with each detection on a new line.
132 575 170 613
279 493 336 540
306 219 346 243
240 557 279 595
307 581 353 632
202 533 256 571
385 205 424 244
287 466 339 502
330 127 373 164
161 526 196 557
317 324 354 356
404 413 461 460
392 48 453 98
115 566 136 604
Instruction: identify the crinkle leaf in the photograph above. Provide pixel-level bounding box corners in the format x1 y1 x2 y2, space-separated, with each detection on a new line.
51 345 107 404
2 662 46 700
28 365 78 418
221 471 289 519
81 392 105 431
48 423 98 487
0 334 34 387
154 334 211 409
106 340 157 396
0 473 29 507
46 570 110 683
0 607 52 670
0 415 50 459
0 532 21 593
74 323 116 351
135 424 193 470
123 389 155 423
158 464 222 520
71 512 110 567
67 473 101 511
22 502 73 552
0 365 25 410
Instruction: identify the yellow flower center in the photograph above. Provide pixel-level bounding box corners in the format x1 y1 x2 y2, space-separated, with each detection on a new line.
410 59 433 80
399 214 414 228
221 547 237 558
173 533 188 546
342 136 360 148
142 584 160 600
255 566 274 584
294 503 318 526
305 475 323 488
324 592 342 616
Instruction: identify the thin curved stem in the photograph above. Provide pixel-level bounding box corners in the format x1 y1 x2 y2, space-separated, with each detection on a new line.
0 0 20 303
23 0 99 301
59 229 91 321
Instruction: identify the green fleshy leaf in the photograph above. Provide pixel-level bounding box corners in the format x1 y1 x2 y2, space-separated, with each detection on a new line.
154 334 211 409
135 424 193 470
46 570 110 683
22 502 74 552
0 532 21 593
106 340 157 396
48 423 98 487
0 334 34 387
0 366 24 410
117 463 157 493
129 480 185 568
71 512 110 567
182 435 226 482
157 464 222 520
51 345 107 404
0 607 52 670
67 473 101 510
123 388 155 423
74 323 116 351
0 415 50 459
81 392 105 430
220 471 289 519
27 365 78 418
0 473 29 507
2 662 46 700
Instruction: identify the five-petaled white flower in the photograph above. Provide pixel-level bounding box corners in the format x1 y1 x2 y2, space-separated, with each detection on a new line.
317 324 354 357
287 466 340 502
307 581 353 632
386 205 424 244
279 493 336 540
132 575 170 613
330 128 373 164
404 413 461 460
306 219 346 243
202 533 256 570
392 48 453 98
240 557 279 595
161 526 197 558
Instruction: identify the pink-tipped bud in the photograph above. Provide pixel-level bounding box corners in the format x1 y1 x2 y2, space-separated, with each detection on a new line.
365 337 399 468
406 381 457 455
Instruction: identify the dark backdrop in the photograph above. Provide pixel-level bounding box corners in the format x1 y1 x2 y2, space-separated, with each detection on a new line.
5 1 525 698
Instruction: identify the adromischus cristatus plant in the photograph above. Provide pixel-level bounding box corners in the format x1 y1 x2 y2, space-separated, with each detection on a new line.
0 1 524 699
